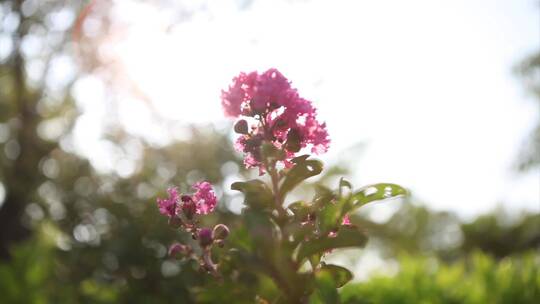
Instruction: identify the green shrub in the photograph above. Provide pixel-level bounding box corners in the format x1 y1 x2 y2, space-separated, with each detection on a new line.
341 251 540 304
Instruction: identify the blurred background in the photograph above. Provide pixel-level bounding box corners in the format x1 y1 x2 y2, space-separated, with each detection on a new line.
0 0 538 303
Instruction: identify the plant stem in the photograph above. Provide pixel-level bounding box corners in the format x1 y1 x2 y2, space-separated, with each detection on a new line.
259 114 287 219
269 165 287 219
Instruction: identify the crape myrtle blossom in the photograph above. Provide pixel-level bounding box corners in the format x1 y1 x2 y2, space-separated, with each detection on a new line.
192 181 217 215
157 187 179 218
156 182 217 218
221 68 330 171
155 181 226 277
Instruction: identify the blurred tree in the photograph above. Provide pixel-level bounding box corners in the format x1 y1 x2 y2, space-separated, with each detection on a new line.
351 203 462 260
461 211 540 258
45 127 242 303
0 1 251 302
0 1 244 302
515 51 540 171
352 203 540 261
341 251 540 304
0 0 86 259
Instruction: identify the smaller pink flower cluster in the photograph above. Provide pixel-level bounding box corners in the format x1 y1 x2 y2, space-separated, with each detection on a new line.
157 181 217 219
221 68 330 172
156 181 227 276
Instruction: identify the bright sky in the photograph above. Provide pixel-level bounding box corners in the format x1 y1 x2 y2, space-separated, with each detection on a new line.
73 0 539 218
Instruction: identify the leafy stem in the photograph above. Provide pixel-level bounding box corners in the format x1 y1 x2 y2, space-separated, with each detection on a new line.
259 113 287 220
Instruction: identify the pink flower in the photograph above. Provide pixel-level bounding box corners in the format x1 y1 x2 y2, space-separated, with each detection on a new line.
328 215 352 239
221 76 245 117
157 182 218 219
221 71 257 117
342 214 351 226
192 181 217 215
157 187 179 218
221 68 330 172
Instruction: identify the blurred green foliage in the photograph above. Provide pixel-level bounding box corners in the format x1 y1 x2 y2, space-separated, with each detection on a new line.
0 1 239 302
0 128 242 303
515 51 540 171
0 222 119 303
353 203 540 261
341 251 540 304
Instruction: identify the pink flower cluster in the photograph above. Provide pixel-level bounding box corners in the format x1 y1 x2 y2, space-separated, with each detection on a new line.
156 181 227 276
221 68 330 171
157 181 217 219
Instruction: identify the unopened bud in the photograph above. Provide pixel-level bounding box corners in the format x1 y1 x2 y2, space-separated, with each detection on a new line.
168 243 187 258
285 128 302 152
234 119 249 134
212 224 230 240
198 228 213 247
215 239 225 248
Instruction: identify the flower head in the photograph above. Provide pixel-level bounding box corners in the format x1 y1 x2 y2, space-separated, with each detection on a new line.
221 68 330 172
157 187 179 218
155 182 226 278
156 182 217 219
192 181 217 215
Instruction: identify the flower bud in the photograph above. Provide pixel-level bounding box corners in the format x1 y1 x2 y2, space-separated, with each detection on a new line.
198 228 213 247
285 128 302 152
234 119 249 134
212 224 230 240
168 243 187 258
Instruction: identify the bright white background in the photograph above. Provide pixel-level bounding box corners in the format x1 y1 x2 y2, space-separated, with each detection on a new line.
73 0 539 218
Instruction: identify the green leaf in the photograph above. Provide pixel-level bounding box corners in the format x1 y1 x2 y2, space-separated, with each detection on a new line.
283 221 314 247
339 178 352 190
317 202 342 234
242 209 275 245
308 253 322 269
281 155 323 195
309 267 340 303
228 226 254 252
296 226 368 263
350 183 407 210
231 179 273 209
309 264 352 303
312 185 335 208
288 201 310 220
317 264 353 288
